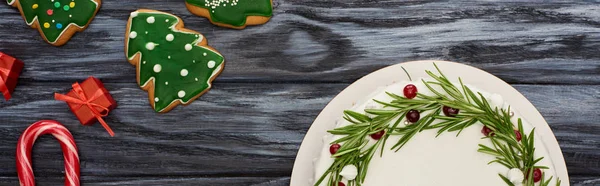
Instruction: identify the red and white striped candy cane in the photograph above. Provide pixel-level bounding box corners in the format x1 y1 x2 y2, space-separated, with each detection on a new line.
16 120 80 186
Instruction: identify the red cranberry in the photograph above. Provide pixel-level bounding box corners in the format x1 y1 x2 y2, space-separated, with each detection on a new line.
329 144 341 155
403 84 418 99
406 110 420 123
370 130 385 140
481 126 495 137
443 106 460 117
526 168 543 183
515 130 522 141
337 182 346 186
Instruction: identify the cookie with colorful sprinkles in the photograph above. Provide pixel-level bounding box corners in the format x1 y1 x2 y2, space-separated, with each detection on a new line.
8 0 101 46
185 0 273 29
125 9 225 113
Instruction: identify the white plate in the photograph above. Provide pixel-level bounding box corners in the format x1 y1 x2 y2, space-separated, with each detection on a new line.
290 60 569 186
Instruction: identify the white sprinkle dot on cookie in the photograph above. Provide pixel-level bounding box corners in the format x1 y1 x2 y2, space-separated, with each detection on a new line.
146 42 156 50
208 60 216 68
147 16 155 24
203 53 207 56
165 82 169 85
166 34 174 42
155 97 159 102
180 69 188 77
195 78 198 81
168 56 171 59
178 90 186 98
129 31 137 39
153 64 162 73
185 44 193 51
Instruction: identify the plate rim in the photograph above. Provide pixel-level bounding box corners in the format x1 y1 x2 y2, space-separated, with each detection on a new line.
290 60 569 186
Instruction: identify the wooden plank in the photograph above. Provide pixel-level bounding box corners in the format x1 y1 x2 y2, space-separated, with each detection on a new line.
0 82 597 185
1 1 599 84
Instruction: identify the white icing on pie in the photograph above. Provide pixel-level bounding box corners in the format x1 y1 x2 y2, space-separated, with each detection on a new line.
339 165 358 181
313 79 557 186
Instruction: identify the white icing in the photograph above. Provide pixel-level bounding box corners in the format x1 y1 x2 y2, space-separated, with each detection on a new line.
313 79 557 186
488 93 504 110
166 34 174 41
207 60 216 68
180 69 188 77
147 16 155 24
153 64 162 73
145 42 156 50
166 19 169 22
185 44 193 51
178 90 186 98
131 12 138 18
507 168 524 185
339 165 358 181
129 31 137 39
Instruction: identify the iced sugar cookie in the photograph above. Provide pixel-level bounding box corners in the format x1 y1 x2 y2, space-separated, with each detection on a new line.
8 0 101 46
185 0 273 29
125 9 225 113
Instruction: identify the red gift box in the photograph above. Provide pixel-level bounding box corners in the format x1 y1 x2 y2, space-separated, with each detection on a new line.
55 77 117 136
0 52 24 101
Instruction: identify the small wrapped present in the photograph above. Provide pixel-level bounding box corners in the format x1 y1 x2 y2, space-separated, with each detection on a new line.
55 77 117 136
0 52 24 100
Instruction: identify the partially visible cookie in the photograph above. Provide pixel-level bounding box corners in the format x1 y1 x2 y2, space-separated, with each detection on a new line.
125 9 225 113
185 0 273 29
8 0 101 46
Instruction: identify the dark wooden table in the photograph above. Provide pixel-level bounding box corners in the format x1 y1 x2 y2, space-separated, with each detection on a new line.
1 1 599 185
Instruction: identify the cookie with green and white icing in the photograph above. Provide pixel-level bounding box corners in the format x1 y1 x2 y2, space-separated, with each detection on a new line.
125 9 225 113
8 0 101 46
185 0 273 29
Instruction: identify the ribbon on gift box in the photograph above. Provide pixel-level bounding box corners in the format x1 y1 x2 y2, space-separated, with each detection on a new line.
0 53 20 100
54 82 115 136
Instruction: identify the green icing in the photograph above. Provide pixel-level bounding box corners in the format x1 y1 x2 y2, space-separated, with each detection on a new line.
186 0 272 27
16 0 98 43
126 11 225 112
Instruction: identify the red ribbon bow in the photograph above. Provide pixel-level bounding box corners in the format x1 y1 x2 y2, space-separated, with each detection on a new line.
0 53 19 100
55 82 115 136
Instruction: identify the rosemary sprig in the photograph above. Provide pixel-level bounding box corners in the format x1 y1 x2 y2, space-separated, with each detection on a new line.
314 64 560 186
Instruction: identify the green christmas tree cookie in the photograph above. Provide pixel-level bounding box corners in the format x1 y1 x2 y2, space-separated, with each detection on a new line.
8 0 101 46
185 0 273 29
125 9 225 113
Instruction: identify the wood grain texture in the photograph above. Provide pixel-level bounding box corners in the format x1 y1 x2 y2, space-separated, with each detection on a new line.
0 0 599 185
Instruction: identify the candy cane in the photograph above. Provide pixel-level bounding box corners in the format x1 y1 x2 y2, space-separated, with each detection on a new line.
16 120 80 186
